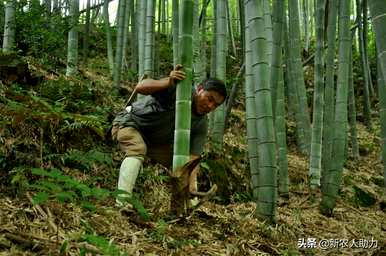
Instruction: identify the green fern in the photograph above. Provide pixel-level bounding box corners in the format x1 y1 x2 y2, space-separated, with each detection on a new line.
30 168 112 206
60 149 112 171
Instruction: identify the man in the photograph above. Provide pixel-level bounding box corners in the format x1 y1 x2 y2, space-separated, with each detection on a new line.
112 65 226 203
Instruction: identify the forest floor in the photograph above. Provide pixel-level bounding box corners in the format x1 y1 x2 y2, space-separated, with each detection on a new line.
0 57 385 256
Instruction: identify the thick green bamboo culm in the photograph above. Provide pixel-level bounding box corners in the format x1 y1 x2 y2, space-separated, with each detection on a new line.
103 0 114 75
263 0 272 68
283 12 305 153
208 0 217 135
172 0 179 66
226 0 237 57
121 0 131 67
377 59 386 188
309 0 314 38
356 0 372 130
196 0 208 83
82 0 91 61
210 0 217 80
66 0 79 76
288 0 311 155
144 0 155 77
2 0 15 52
192 0 200 85
211 0 227 151
348 46 359 160
161 0 166 34
246 0 277 223
153 19 158 78
320 0 351 215
309 0 325 189
172 0 194 171
276 59 289 197
138 0 147 80
224 64 245 126
302 0 309 52
165 0 170 36
244 19 259 200
322 0 338 184
362 0 374 97
113 0 127 89
271 0 288 197
157 0 161 33
369 0 386 188
238 0 245 59
129 0 137 73
270 0 284 118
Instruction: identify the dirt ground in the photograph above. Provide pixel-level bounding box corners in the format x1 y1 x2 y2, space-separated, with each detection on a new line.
0 120 385 256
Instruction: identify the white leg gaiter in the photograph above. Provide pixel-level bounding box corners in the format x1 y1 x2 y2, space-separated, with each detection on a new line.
117 157 143 203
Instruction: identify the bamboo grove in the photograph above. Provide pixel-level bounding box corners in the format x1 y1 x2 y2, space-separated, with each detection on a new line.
2 0 386 223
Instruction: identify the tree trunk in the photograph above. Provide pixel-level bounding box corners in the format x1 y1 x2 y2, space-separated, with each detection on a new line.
309 0 325 189
224 64 245 126
103 0 114 76
271 0 288 197
2 0 15 52
211 0 227 151
130 0 137 73
121 0 131 70
356 0 372 130
303 0 309 52
226 0 236 57
113 0 127 89
362 0 374 97
208 0 216 136
322 0 338 187
161 0 166 34
288 0 311 155
246 0 277 223
173 0 194 170
369 0 386 189
172 0 179 66
83 0 91 61
244 15 259 203
138 0 147 80
320 0 351 216
66 0 79 76
238 0 245 60
196 0 208 83
192 0 200 85
144 0 155 77
263 0 272 67
348 45 359 160
377 57 386 189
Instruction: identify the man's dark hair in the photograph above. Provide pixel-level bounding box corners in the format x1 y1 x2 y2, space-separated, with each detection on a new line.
201 78 227 99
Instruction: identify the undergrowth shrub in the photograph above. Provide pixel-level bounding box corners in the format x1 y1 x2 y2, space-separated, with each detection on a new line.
30 168 111 210
80 234 127 256
28 167 149 219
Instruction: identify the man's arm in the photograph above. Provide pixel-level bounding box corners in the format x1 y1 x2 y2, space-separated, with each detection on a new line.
135 65 186 95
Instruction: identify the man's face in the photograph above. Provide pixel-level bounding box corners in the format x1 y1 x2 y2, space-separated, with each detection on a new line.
193 86 225 115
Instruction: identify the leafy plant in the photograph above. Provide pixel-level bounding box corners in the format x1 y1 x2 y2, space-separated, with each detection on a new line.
61 149 112 171
147 219 167 242
30 168 110 210
81 234 127 256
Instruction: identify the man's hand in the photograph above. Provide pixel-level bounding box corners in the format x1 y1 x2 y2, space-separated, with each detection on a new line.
169 64 186 86
135 64 186 95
